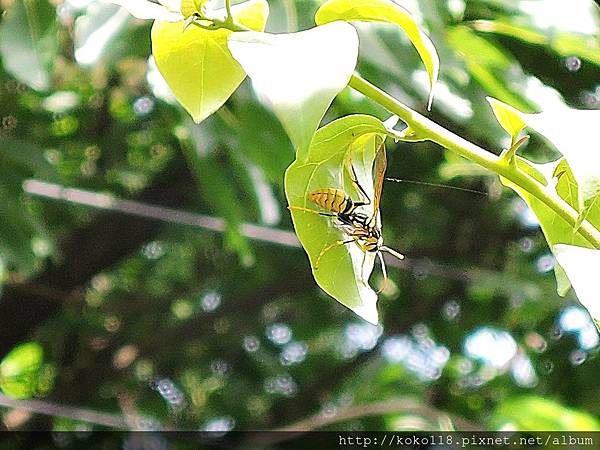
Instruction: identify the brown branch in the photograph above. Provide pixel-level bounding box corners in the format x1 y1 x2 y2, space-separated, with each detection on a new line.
0 393 480 436
23 179 475 281
23 179 301 249
0 394 131 430
274 396 480 432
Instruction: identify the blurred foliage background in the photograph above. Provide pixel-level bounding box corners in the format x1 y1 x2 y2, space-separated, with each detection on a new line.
0 0 599 440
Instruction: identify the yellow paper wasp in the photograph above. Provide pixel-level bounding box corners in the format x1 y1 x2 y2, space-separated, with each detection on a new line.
290 144 404 288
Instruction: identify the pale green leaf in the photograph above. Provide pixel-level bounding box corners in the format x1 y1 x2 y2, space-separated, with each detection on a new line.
492 396 600 431
315 0 439 109
553 261 571 297
501 157 600 297
446 26 532 112
151 0 269 123
470 20 547 46
181 0 210 18
158 0 182 11
553 244 600 327
524 107 600 212
74 3 131 66
284 115 388 324
471 20 600 67
228 22 359 157
495 100 600 232
486 97 526 143
105 0 183 21
0 0 58 91
501 159 569 289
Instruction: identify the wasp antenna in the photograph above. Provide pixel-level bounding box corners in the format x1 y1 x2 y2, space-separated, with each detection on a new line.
385 178 487 197
380 246 405 261
377 251 388 294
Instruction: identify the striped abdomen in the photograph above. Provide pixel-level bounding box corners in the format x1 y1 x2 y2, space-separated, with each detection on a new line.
309 188 353 214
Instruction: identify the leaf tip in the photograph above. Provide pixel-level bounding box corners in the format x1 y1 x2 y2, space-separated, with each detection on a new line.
352 302 379 325
426 86 435 111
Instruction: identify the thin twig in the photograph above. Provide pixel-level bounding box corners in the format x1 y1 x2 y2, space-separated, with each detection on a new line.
0 394 130 430
22 179 301 249
274 396 480 432
22 179 478 283
245 396 481 445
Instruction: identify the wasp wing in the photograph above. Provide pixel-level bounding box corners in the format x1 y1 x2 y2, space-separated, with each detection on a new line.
372 138 387 216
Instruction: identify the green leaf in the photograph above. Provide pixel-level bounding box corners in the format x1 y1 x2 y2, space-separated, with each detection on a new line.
181 0 210 18
284 115 388 324
470 20 547 46
0 342 44 399
107 0 183 21
553 260 571 297
0 0 58 91
486 97 526 143
471 20 600 67
553 244 600 328
233 98 294 185
184 119 255 265
495 100 600 246
228 22 359 157
151 0 269 123
501 157 600 298
315 0 439 109
0 137 56 275
446 26 533 112
73 3 131 66
492 396 600 431
524 108 600 213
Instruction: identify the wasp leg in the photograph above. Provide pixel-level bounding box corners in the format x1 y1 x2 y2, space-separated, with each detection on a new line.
288 205 336 217
360 247 368 281
348 164 371 207
344 152 371 207
380 245 405 260
376 251 388 294
315 238 355 269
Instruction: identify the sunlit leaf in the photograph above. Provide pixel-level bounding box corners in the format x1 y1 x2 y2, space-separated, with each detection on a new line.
471 20 600 66
315 0 439 109
524 107 600 213
285 115 389 324
491 97 600 225
446 26 533 112
0 0 58 91
74 3 131 66
181 0 210 18
501 157 600 298
486 96 526 143
470 20 546 45
553 244 600 327
105 0 183 22
0 342 44 399
151 0 269 123
228 22 359 156
492 396 600 431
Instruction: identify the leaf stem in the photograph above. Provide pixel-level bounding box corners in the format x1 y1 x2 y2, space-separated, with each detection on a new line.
348 74 600 249
191 0 249 33
224 0 234 25
191 15 248 33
